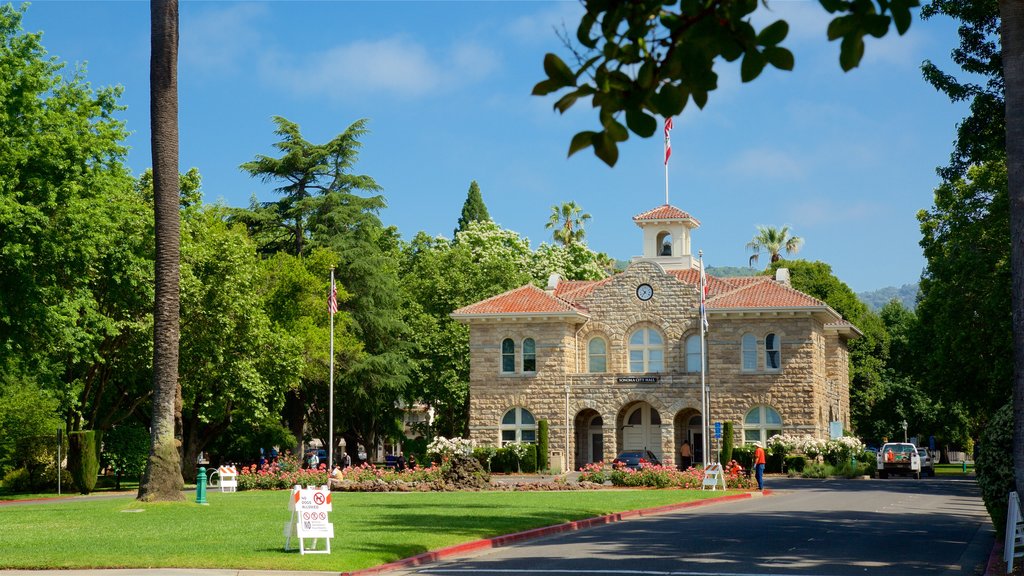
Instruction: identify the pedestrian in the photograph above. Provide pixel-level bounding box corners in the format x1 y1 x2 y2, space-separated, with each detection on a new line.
396 453 406 471
307 450 319 470
679 440 692 470
753 441 766 491
408 453 417 469
341 451 352 469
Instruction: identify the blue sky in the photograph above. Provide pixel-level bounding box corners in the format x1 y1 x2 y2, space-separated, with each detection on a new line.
22 1 970 292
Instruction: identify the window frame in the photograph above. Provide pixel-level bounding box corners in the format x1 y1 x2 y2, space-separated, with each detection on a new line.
499 407 538 445
522 338 536 373
628 327 664 373
501 338 515 374
743 405 783 445
588 336 607 373
765 333 781 371
685 334 702 373
741 333 757 372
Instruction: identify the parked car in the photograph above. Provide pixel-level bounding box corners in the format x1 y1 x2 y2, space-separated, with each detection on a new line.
917 447 935 477
613 450 661 470
877 442 922 479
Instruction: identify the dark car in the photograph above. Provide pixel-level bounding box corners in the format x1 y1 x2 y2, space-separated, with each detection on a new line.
612 450 661 470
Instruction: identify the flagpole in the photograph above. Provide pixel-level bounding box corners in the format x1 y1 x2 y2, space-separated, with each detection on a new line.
328 268 335 471
664 118 673 204
699 250 708 465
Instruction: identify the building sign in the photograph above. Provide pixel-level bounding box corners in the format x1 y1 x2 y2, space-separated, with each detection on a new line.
616 377 658 383
284 485 334 554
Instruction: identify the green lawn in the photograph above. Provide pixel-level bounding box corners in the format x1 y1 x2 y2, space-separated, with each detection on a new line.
0 488 736 571
934 463 974 476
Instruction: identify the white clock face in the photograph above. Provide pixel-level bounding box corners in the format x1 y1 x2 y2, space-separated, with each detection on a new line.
636 284 653 301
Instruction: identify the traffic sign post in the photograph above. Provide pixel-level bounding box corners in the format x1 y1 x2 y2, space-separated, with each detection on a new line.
284 485 334 554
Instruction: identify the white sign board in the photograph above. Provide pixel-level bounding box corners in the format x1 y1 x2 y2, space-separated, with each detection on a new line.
284 485 333 554
701 463 727 491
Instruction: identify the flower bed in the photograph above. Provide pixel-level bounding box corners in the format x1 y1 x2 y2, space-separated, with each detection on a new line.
579 461 758 490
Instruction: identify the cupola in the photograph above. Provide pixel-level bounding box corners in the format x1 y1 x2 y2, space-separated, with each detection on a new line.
631 204 701 271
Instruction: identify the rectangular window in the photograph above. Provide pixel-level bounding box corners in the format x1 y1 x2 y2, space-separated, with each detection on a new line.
648 350 663 372
501 339 515 373
501 430 516 444
629 350 644 373
521 430 536 443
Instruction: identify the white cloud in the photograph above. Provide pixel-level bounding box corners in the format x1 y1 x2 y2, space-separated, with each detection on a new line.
262 37 498 100
181 3 268 74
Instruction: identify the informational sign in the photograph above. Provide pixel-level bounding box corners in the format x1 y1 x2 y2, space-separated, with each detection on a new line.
701 463 727 491
829 421 843 440
714 422 721 439
283 485 333 554
616 377 658 383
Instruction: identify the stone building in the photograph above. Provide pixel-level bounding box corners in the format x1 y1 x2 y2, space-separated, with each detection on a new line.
451 204 860 471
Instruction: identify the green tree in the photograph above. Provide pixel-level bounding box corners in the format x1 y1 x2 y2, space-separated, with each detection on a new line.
545 201 591 246
0 5 152 447
0 371 61 484
746 225 803 267
102 425 150 490
239 116 380 257
532 0 916 165
139 0 185 502
915 160 1010 436
177 202 302 478
454 180 491 237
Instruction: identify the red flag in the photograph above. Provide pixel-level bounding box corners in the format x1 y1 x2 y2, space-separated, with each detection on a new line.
699 260 709 331
664 117 674 165
328 281 338 315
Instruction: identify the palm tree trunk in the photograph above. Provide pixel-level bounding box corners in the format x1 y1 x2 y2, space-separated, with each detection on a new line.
1001 0 1024 499
138 0 184 501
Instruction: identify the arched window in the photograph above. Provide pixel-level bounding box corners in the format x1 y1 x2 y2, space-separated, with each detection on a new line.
628 328 664 373
685 334 702 373
741 333 757 371
522 338 536 373
500 407 537 445
588 337 607 373
744 406 783 445
501 338 515 373
765 333 780 370
657 231 673 256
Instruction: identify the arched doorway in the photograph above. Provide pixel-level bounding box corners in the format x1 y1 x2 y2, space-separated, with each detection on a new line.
673 409 704 468
618 402 663 461
573 409 604 469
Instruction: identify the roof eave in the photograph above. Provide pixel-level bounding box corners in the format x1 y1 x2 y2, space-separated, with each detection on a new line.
450 310 590 323
708 306 843 323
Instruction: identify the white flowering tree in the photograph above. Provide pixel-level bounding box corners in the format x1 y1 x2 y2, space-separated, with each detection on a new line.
427 436 476 460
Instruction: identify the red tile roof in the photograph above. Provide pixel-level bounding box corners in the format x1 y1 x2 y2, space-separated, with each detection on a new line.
453 270 841 321
451 284 581 316
632 204 701 225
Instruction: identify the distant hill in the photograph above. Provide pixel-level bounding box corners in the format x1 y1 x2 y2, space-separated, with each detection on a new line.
707 265 760 278
857 283 919 311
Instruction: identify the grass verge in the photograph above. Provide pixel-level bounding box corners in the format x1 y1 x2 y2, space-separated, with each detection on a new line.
0 488 738 572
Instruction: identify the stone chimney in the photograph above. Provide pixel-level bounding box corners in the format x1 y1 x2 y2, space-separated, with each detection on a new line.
775 268 791 286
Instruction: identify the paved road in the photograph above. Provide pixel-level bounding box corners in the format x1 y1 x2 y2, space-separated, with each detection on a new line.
393 476 993 576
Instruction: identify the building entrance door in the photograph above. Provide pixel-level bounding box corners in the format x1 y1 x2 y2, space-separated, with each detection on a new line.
622 403 663 461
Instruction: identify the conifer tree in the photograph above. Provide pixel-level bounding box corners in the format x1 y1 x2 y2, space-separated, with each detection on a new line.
454 181 490 237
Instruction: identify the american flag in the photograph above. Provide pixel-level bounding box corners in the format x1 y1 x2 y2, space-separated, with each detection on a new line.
328 281 338 315
664 117 674 165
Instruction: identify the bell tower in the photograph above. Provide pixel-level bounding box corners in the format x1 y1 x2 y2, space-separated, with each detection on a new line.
631 204 701 271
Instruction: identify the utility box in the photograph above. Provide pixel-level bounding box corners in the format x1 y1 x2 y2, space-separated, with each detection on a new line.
549 450 563 475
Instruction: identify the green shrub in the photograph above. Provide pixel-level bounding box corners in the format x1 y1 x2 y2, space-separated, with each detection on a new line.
1 468 31 492
719 421 734 464
976 402 1015 538
732 444 754 469
68 430 102 495
403 437 428 465
102 425 149 489
802 462 829 478
472 446 498 472
785 455 807 473
522 443 537 473
537 420 549 471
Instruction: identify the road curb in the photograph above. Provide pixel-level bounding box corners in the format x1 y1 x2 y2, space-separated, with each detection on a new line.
344 490 763 576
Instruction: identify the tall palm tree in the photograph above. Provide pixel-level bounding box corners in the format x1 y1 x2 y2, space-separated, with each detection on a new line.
545 201 591 246
138 0 185 502
746 225 803 268
999 0 1024 499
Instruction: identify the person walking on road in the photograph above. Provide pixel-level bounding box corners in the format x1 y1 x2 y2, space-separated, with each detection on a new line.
753 441 766 491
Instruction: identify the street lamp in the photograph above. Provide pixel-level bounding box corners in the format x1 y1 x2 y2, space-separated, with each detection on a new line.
901 420 908 443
